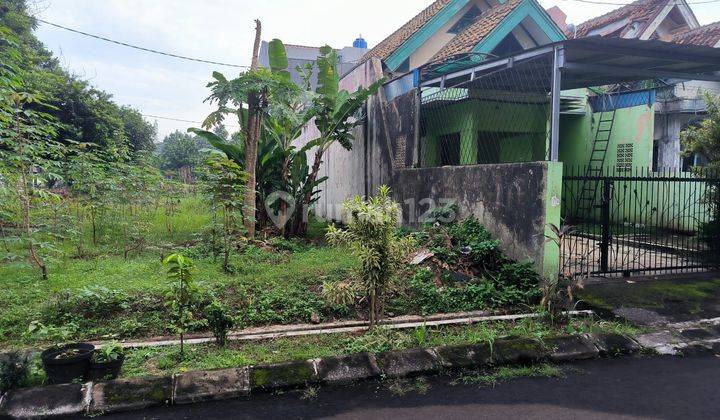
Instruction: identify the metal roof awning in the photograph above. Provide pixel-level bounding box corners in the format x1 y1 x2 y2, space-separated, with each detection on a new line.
420 37 720 89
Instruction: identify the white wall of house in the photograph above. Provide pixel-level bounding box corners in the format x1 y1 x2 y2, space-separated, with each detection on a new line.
654 81 720 170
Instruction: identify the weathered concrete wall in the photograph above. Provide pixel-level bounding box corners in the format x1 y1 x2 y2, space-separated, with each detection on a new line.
295 58 386 222
297 58 419 222
392 162 559 275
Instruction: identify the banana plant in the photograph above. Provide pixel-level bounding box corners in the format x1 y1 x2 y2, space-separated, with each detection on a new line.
290 46 384 236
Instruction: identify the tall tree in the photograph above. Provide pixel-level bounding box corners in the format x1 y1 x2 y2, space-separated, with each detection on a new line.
158 131 200 171
242 19 264 238
120 106 157 153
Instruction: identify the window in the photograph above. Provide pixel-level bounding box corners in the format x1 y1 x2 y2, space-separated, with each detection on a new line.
617 143 633 173
652 140 659 171
682 152 708 172
448 5 481 34
490 33 524 57
439 133 461 166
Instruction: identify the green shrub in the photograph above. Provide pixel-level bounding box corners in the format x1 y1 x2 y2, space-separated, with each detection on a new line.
393 266 538 315
416 218 504 269
41 286 130 325
321 280 359 307
244 286 326 325
326 186 413 327
268 237 307 253
94 341 124 363
74 286 130 317
204 300 235 346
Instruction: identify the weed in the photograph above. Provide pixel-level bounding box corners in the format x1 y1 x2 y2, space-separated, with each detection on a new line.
300 386 319 400
204 300 235 347
322 280 359 307
414 324 430 347
386 377 430 396
453 363 564 387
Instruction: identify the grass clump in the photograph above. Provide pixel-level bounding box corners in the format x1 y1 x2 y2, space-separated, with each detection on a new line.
453 363 564 387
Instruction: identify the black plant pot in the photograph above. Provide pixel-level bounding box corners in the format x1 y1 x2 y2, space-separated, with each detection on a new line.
41 343 95 384
88 353 125 382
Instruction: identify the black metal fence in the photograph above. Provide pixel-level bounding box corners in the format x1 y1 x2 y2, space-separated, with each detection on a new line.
561 166 720 277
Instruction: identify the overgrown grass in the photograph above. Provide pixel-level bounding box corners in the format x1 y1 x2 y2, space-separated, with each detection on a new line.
1 201 550 349
0 198 359 348
0 245 358 348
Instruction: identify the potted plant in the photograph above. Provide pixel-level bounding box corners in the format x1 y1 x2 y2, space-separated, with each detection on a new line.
40 343 94 384
88 342 125 381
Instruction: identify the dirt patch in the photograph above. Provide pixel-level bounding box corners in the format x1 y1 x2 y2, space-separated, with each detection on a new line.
579 274 720 325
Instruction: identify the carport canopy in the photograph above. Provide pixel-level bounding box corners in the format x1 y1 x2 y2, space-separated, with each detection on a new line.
419 37 720 162
421 37 720 89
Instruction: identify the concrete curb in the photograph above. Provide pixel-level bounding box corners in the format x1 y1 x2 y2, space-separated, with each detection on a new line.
0 333 641 418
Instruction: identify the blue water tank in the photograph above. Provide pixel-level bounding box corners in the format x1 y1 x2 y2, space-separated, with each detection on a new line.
353 35 368 49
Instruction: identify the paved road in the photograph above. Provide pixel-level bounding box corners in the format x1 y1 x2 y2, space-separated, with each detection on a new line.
97 355 719 420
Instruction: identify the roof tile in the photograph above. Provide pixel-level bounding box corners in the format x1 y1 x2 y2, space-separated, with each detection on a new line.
573 0 668 38
361 0 454 62
671 21 720 47
430 0 523 63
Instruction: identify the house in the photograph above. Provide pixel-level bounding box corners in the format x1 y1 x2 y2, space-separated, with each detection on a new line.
295 0 720 279
361 0 566 73
569 0 720 170
571 0 699 40
258 38 368 88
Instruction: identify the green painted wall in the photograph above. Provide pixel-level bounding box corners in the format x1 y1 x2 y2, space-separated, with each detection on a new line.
558 101 709 232
558 103 654 169
543 161 563 279
421 97 547 166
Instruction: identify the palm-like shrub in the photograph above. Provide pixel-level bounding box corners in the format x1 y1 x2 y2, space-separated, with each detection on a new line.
326 186 412 327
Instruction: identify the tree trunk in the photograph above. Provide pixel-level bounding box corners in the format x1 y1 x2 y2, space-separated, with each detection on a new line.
243 19 263 238
15 110 47 281
290 146 325 237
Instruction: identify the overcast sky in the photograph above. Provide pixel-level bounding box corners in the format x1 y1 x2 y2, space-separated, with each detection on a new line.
31 0 720 140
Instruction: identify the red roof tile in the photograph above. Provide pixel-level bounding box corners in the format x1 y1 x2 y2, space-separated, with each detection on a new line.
671 21 720 47
573 0 668 38
430 0 523 63
361 0 454 62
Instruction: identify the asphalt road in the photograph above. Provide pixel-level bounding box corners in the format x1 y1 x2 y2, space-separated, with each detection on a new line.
96 355 719 420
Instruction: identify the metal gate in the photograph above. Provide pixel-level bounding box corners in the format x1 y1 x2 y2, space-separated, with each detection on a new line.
560 166 720 277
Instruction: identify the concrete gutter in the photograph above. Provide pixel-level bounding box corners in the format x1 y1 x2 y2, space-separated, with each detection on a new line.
96 310 596 349
0 332 641 418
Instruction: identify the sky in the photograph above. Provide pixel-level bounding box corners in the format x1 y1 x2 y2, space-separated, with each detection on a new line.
30 0 720 140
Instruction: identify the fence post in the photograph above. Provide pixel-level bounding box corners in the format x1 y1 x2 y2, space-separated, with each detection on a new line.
600 178 612 273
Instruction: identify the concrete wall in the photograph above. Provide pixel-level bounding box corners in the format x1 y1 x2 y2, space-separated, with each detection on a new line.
654 80 720 170
392 161 562 277
295 58 389 222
